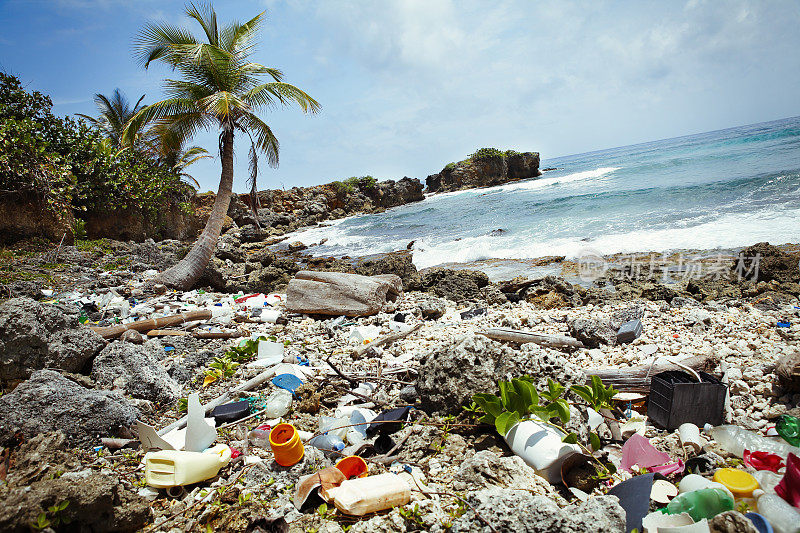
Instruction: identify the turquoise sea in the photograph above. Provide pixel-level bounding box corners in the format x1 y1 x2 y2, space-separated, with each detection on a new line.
286 116 800 278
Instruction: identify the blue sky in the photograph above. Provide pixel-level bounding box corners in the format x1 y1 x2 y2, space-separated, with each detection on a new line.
2 0 800 193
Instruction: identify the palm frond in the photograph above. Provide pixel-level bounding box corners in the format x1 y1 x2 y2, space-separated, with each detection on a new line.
239 113 279 168
185 2 219 46
243 82 321 114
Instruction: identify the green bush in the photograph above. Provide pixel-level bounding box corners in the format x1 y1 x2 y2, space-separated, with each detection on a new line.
0 72 192 224
332 175 377 194
468 147 506 161
444 162 456 171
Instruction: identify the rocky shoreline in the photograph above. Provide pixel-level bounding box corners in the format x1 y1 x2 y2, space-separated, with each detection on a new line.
0 236 798 531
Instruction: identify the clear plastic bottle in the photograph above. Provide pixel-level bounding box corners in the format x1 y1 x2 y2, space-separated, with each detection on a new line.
704 424 800 458
664 487 734 522
248 424 272 448
309 434 345 455
753 490 800 533
264 389 293 418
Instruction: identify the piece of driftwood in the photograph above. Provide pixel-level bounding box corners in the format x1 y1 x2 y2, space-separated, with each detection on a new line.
192 330 245 339
147 329 190 337
480 328 584 349
776 351 800 393
285 271 402 317
157 367 278 436
585 353 720 393
353 323 422 357
90 310 212 340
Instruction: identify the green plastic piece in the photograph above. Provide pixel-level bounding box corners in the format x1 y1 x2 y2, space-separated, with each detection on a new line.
776 414 800 446
664 488 734 522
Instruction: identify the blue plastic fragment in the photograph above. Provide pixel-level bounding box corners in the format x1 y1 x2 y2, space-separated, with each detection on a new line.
296 356 310 366
744 512 774 533
164 346 175 352
777 321 791 328
272 373 303 393
214 302 222 306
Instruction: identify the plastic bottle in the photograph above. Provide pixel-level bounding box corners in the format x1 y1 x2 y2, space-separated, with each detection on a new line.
145 444 232 488
503 419 582 483
776 415 800 447
319 416 350 440
248 424 272 448
752 490 800 533
704 424 800 459
664 487 734 522
309 434 345 455
264 389 293 418
321 472 411 515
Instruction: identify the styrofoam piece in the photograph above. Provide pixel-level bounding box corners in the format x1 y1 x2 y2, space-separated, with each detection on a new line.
349 326 381 344
185 393 217 452
642 511 693 533
257 340 284 363
587 408 604 430
651 479 679 504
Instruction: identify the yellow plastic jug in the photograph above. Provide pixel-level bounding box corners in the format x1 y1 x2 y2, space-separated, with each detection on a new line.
145 444 232 488
321 473 411 515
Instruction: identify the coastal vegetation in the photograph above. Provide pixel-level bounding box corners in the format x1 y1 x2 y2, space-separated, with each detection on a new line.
126 3 320 289
0 72 191 226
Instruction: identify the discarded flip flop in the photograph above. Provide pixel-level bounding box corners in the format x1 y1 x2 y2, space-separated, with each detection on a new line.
366 407 412 437
272 373 304 393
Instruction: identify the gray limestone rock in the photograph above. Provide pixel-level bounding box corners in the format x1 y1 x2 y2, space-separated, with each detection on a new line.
0 297 106 380
91 340 181 403
0 369 138 446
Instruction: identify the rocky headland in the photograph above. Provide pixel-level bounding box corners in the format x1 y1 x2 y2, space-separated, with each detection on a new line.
425 149 541 193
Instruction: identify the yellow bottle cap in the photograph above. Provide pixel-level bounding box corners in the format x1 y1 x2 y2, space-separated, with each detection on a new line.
712 468 759 497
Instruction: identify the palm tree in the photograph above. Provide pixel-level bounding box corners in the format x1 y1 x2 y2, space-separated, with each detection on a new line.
78 89 148 148
126 3 320 289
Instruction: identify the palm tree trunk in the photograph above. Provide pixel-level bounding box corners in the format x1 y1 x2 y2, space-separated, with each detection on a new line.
157 128 235 290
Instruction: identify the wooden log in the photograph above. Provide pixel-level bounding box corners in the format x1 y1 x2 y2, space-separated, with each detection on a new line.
353 323 422 357
192 330 246 339
89 310 212 340
479 328 584 349
585 353 720 393
147 329 190 337
286 271 403 317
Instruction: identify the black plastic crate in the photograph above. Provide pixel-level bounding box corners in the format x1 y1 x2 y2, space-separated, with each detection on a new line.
647 370 727 430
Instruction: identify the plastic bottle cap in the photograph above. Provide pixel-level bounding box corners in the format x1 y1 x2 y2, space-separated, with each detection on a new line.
712 468 759 497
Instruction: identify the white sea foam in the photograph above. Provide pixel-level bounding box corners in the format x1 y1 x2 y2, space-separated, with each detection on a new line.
410 206 800 269
491 166 621 193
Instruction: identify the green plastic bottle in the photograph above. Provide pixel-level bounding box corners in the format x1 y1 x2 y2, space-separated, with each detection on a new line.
776 415 800 447
664 488 734 522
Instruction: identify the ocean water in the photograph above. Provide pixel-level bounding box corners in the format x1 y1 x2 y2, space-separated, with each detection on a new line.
285 116 800 276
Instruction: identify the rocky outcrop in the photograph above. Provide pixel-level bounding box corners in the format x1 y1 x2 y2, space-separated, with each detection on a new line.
413 268 490 302
0 297 106 381
416 335 585 414
426 151 540 193
0 432 151 532
91 340 182 404
354 250 420 289
0 369 138 446
0 192 75 245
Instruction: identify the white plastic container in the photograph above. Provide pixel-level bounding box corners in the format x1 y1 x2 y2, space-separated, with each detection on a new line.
145 444 232 488
752 490 800 533
319 416 350 440
503 419 582 483
259 309 282 323
704 424 800 458
677 474 731 498
321 473 411 515
678 423 702 453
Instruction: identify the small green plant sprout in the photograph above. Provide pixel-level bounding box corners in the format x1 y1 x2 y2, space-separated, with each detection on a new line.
398 503 424 526
471 377 570 437
31 500 70 530
224 336 267 363
316 502 336 520
176 397 188 412
238 492 252 505
203 354 239 386
736 501 751 514
570 375 619 451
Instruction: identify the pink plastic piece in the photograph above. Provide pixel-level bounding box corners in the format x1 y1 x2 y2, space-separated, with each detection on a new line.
621 433 684 474
775 452 800 508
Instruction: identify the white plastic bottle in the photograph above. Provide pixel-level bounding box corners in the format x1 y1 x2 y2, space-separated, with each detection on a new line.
264 389 293 418
704 424 800 458
309 434 345 455
321 472 411 515
752 490 800 533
